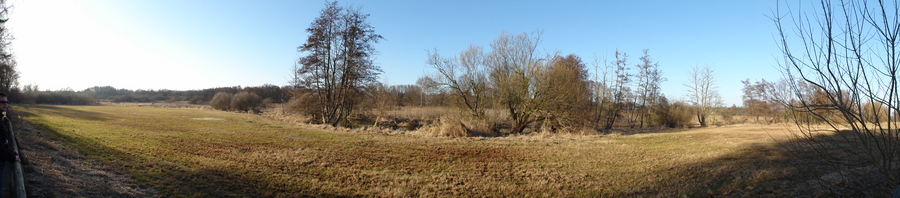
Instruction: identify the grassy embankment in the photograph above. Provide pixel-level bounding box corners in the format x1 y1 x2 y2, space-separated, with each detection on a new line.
14 105 825 197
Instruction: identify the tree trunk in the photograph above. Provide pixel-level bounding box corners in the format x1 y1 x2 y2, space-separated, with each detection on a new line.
696 111 707 127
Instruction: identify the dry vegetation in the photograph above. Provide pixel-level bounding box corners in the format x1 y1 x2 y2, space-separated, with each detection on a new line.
10 104 861 197
13 109 157 197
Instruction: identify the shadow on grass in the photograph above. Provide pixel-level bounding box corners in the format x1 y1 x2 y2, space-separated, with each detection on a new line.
15 106 345 197
620 129 897 197
14 105 112 121
14 108 153 197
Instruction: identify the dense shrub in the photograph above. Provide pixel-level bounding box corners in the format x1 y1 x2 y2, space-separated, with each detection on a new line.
209 92 233 110
654 100 693 128
230 92 261 112
287 92 323 123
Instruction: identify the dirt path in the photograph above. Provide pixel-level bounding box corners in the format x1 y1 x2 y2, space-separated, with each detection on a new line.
13 116 158 197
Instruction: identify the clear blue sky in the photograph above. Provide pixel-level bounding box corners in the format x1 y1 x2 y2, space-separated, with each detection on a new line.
7 0 784 106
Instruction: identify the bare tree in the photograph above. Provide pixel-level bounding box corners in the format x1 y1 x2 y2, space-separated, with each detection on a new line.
296 1 383 126
388 84 423 107
485 31 550 134
632 49 665 128
685 65 722 127
775 0 900 194
0 0 17 95
589 51 631 130
425 45 489 117
415 76 447 106
742 79 780 123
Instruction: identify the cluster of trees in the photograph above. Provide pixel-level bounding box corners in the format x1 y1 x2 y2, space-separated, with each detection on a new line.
79 85 290 104
740 77 896 126
365 84 442 107
17 85 96 105
288 1 732 132
738 79 803 122
418 31 723 134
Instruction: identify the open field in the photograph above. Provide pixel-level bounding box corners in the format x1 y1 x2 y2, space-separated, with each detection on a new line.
11 105 837 197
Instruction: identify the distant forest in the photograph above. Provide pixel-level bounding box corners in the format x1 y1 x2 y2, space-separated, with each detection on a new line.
12 83 433 107
14 84 293 105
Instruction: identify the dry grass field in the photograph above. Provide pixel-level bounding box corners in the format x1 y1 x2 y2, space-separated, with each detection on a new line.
10 105 841 197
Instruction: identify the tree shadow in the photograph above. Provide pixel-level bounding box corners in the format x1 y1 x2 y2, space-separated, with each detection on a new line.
14 109 152 197
14 107 345 197
621 129 897 197
13 105 112 121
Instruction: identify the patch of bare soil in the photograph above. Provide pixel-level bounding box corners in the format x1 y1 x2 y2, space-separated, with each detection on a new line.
13 117 158 197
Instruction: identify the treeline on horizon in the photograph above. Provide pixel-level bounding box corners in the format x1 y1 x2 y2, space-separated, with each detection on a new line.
8 83 439 108
10 84 292 105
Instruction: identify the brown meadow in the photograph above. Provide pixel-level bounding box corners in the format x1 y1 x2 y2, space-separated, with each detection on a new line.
13 105 838 197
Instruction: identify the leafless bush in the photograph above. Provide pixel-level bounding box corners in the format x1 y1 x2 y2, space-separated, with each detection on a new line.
653 97 692 128
209 92 232 110
230 92 261 112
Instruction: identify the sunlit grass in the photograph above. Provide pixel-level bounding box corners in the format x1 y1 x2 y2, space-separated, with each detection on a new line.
16 105 818 197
